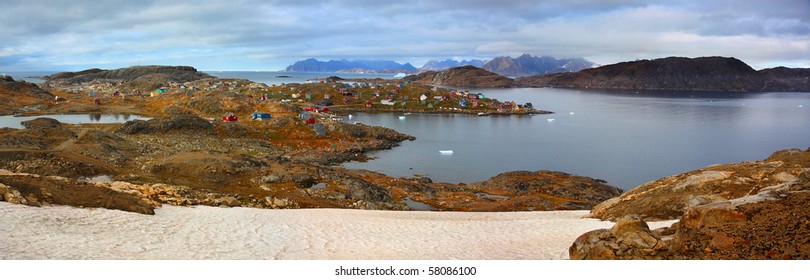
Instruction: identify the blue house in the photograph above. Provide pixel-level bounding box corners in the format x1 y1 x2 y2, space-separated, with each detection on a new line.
252 112 271 120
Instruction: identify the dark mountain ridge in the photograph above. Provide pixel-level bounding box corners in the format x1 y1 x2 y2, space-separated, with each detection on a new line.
517 56 810 92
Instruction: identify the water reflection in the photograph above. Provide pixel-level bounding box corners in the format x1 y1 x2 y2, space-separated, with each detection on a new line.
0 114 150 129
403 196 436 211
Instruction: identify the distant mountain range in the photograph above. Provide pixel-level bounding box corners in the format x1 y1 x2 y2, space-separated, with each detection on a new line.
284 58 417 74
482 54 596 77
284 54 597 77
419 59 486 71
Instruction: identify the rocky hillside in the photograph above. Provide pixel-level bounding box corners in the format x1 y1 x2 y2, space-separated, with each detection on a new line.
588 147 810 221
759 66 810 92
569 147 810 260
483 54 595 77
570 171 809 259
517 56 810 92
43 66 215 90
517 56 768 91
404 65 515 88
0 75 55 115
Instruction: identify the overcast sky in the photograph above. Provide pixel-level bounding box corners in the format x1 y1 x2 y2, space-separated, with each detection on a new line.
1 0 808 71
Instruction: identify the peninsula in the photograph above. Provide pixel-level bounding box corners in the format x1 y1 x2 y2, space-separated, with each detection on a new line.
0 65 607 215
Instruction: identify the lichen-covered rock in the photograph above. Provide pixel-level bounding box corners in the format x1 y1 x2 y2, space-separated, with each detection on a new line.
0 170 155 215
572 174 810 259
588 147 810 221
570 216 667 260
215 196 240 207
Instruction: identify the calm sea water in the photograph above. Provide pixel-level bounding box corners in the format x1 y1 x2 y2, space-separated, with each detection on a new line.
206 71 397 85
5 71 809 190
341 88 810 190
2 71 55 84
0 114 150 129
2 70 395 85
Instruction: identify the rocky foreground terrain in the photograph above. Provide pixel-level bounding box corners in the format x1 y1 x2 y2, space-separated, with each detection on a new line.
0 65 614 213
570 148 810 259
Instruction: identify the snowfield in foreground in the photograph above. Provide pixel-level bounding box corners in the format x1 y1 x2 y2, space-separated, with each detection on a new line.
0 202 675 260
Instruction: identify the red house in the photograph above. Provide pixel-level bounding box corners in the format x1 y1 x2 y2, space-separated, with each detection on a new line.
223 112 238 122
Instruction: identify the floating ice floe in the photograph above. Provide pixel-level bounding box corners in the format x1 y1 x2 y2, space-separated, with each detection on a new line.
439 150 454 155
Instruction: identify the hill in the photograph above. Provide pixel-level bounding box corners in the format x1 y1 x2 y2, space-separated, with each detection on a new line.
0 75 55 115
44 66 215 91
404 65 515 88
517 56 810 92
759 66 810 92
483 54 596 77
285 58 417 74
419 59 486 71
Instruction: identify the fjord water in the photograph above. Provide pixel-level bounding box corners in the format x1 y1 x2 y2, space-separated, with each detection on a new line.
342 88 810 190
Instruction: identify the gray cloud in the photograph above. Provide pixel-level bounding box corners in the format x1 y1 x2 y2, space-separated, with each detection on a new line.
1 0 808 70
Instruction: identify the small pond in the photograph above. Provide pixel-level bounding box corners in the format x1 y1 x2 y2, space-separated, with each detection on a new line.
0 114 150 129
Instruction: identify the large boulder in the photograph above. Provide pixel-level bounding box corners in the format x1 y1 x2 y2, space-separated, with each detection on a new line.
571 171 810 259
0 171 155 215
570 216 667 260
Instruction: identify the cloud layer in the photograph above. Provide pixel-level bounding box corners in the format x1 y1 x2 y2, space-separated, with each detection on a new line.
1 0 808 70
